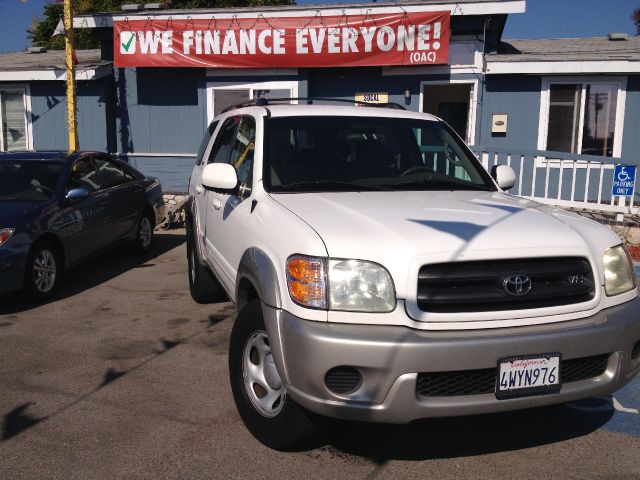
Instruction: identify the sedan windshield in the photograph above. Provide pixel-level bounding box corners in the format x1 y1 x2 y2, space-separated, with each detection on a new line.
264 116 495 193
0 160 64 201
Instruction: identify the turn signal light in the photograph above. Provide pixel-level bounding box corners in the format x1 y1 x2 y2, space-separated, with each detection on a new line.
286 255 326 309
0 228 14 247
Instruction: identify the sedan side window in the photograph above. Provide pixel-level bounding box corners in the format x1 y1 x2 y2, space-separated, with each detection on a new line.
94 157 134 188
68 158 100 192
208 117 239 164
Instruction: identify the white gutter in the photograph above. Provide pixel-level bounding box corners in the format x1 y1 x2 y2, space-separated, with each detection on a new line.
487 60 640 74
60 1 526 29
0 64 112 81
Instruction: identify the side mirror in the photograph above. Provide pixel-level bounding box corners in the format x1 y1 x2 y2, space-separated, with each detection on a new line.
202 163 239 193
65 187 90 201
491 165 516 190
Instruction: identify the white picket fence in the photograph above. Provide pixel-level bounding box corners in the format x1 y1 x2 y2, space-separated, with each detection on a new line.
471 146 638 216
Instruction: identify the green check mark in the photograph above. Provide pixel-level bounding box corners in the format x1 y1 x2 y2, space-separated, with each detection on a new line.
121 33 135 52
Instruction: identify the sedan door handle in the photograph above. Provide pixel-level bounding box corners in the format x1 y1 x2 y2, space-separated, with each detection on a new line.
195 185 203 194
212 198 221 210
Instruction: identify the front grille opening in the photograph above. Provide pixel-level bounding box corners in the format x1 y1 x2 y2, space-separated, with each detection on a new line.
325 366 362 395
417 257 595 313
416 354 610 397
631 340 640 361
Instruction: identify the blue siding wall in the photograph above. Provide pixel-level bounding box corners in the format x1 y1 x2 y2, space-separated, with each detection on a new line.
115 67 207 192
622 75 640 161
477 75 542 150
30 80 110 151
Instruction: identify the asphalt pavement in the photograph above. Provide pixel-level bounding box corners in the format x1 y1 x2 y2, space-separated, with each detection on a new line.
0 230 638 479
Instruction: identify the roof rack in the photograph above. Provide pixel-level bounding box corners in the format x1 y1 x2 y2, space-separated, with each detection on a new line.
221 97 406 113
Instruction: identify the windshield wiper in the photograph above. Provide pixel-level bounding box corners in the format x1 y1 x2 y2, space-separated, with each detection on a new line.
388 177 491 191
273 180 388 192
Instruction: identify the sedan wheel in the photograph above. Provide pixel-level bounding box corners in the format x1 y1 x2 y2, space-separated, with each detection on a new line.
23 241 61 302
33 249 57 293
134 214 154 253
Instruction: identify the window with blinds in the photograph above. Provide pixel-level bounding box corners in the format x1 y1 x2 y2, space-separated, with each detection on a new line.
1 89 28 151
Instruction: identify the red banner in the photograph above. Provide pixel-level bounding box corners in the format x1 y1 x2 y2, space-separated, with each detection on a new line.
114 11 449 68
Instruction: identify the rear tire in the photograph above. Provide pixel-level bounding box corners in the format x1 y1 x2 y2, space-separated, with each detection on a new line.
134 213 154 253
229 300 319 450
186 225 225 303
23 240 61 302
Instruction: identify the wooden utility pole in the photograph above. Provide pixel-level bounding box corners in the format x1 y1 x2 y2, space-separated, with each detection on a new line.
63 0 78 152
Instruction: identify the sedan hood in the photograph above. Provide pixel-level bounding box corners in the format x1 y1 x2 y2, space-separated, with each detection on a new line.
271 190 620 297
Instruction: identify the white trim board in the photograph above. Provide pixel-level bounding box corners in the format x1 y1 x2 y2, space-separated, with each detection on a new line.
0 84 34 151
536 76 627 158
0 65 113 82
206 68 298 78
487 61 640 75
205 79 299 124
419 78 479 145
67 1 526 28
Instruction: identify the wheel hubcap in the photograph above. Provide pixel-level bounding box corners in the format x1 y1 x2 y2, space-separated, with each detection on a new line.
139 217 152 248
243 331 286 417
33 249 56 293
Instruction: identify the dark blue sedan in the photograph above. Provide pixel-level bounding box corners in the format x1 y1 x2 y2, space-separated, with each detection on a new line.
0 151 165 301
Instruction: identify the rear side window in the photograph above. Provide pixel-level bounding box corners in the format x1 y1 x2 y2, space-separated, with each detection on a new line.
94 157 134 188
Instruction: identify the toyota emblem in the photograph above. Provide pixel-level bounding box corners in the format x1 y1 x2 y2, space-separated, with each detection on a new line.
503 274 533 296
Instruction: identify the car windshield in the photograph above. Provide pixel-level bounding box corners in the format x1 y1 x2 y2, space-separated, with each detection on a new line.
264 116 495 193
0 160 64 201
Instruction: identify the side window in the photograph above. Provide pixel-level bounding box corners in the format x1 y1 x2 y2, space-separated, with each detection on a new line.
229 116 256 185
68 158 100 192
208 117 238 164
94 157 134 188
196 121 218 166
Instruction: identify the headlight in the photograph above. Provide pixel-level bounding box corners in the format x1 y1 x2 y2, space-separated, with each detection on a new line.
286 255 396 312
0 228 14 247
603 245 636 296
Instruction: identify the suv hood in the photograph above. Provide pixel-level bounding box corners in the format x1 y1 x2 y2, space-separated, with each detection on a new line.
271 190 619 297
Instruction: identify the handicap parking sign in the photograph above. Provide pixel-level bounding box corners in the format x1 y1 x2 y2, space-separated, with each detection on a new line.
612 165 637 197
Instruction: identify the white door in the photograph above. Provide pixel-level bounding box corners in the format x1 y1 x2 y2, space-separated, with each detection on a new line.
203 115 257 294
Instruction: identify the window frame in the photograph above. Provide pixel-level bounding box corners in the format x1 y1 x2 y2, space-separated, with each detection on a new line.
537 76 627 157
0 84 33 152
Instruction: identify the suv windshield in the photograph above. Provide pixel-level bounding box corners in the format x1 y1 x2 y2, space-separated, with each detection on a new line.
0 160 64 201
264 116 495 193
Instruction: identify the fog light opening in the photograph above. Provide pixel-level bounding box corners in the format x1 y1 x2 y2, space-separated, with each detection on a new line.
632 340 640 361
324 366 362 395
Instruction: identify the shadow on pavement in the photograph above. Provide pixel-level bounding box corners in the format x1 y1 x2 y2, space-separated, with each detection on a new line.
319 399 614 462
1 403 43 441
0 232 186 315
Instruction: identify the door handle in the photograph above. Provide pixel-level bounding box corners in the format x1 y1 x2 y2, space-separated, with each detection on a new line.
195 185 203 194
213 198 221 210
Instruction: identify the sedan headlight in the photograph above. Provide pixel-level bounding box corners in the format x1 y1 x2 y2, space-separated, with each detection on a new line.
603 245 636 296
0 228 14 247
286 255 396 312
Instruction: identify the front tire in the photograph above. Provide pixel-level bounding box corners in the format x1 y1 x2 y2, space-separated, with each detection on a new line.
23 240 61 302
229 300 318 450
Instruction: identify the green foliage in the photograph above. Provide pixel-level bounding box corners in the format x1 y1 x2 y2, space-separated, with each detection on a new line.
28 0 295 50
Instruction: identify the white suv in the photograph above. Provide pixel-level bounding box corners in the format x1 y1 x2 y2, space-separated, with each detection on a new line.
187 99 640 450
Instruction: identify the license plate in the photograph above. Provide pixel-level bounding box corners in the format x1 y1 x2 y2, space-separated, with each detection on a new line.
496 353 561 399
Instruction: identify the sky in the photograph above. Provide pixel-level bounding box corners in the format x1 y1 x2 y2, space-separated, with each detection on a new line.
0 0 637 53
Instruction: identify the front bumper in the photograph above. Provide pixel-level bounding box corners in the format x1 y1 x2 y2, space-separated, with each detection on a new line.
0 249 27 294
262 299 640 423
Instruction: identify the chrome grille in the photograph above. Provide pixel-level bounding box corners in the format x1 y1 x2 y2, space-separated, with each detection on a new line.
417 257 595 313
